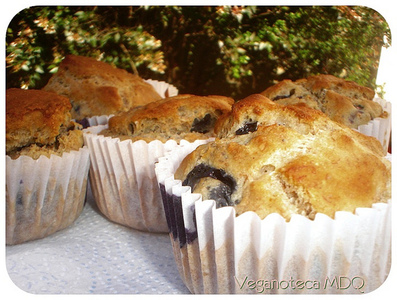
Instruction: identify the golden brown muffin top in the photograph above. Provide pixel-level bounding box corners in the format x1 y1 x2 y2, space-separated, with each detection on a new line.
6 88 74 154
103 94 234 142
176 94 390 220
43 55 162 120
6 88 82 158
261 74 385 128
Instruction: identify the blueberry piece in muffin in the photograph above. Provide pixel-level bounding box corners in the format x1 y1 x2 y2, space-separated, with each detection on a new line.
190 113 218 134
182 163 237 208
235 121 258 135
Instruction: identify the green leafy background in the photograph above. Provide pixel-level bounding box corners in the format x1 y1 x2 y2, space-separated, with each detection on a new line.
6 6 390 99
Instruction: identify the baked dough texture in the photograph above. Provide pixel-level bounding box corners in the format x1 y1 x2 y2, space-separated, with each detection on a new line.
176 94 390 220
6 88 83 159
261 74 386 128
103 94 234 142
43 55 162 120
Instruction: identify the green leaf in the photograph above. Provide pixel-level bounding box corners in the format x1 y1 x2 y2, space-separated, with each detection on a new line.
114 32 121 43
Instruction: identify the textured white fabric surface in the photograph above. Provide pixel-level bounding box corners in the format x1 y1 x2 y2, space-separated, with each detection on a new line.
5 188 189 294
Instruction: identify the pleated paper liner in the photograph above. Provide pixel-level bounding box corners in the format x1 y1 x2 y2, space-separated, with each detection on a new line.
84 114 114 127
83 125 211 232
144 79 179 98
357 98 391 153
6 147 90 245
155 150 391 294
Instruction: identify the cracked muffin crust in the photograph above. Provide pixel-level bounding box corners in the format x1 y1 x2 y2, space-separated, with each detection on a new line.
260 74 387 128
102 94 234 142
175 94 390 220
43 55 162 120
6 88 84 159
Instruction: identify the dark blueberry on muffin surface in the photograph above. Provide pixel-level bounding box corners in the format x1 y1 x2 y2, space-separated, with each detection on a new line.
182 163 237 207
235 121 258 135
190 113 216 134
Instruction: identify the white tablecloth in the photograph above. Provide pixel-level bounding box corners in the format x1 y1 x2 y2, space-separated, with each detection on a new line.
5 188 189 294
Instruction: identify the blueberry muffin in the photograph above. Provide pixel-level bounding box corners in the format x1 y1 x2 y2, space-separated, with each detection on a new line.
43 55 162 121
157 93 391 294
83 94 233 232
175 94 391 220
102 94 235 142
261 74 387 129
6 88 84 159
6 88 90 245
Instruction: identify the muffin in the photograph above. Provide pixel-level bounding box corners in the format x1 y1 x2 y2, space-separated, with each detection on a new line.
260 74 391 151
102 94 235 142
155 94 391 293
176 98 390 220
83 94 234 232
6 88 90 245
42 54 164 124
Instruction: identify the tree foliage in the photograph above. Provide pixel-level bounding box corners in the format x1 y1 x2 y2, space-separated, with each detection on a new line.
6 6 390 99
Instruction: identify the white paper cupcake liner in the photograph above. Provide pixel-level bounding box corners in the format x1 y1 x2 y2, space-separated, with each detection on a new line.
155 150 391 294
145 79 179 98
85 114 114 127
357 98 391 153
6 147 90 245
83 125 211 232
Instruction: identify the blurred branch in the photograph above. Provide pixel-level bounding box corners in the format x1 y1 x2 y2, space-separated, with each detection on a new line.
120 43 139 75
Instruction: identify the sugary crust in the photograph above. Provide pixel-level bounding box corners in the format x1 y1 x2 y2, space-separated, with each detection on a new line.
261 74 384 128
6 88 81 157
176 94 390 220
103 94 234 142
43 55 162 119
